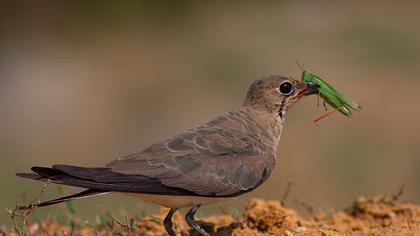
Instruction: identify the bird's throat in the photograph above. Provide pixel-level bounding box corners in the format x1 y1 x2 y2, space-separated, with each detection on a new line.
278 98 286 119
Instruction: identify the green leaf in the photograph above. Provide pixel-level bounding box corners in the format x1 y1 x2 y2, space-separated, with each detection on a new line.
66 201 77 215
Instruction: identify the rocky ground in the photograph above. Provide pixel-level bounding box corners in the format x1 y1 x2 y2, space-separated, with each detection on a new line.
2 194 420 236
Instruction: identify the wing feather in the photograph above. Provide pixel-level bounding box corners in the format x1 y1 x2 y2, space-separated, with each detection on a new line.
107 109 278 196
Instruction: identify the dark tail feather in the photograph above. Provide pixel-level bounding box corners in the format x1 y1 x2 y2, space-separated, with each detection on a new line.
17 165 200 196
18 189 109 210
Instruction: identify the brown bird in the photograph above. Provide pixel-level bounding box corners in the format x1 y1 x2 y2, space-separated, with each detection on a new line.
17 75 319 236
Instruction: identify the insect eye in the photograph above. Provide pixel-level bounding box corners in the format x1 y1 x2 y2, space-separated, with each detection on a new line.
279 81 293 95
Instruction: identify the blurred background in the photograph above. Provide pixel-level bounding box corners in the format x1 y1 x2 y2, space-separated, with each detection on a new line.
1 1 419 224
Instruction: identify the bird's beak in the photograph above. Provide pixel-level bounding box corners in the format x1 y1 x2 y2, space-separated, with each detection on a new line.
297 81 320 98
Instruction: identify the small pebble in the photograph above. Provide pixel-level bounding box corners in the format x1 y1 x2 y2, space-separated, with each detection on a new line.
294 226 307 233
283 230 292 236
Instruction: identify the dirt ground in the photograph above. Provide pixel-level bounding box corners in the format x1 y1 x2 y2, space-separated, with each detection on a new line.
3 194 420 236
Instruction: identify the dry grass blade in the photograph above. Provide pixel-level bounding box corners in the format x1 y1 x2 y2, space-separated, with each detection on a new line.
5 181 50 236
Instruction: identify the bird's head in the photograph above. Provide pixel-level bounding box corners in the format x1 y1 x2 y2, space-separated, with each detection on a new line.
243 75 319 118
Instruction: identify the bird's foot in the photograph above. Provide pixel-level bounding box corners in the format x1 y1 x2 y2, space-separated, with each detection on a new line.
185 204 211 236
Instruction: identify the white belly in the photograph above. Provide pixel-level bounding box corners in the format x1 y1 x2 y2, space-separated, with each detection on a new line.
120 193 227 208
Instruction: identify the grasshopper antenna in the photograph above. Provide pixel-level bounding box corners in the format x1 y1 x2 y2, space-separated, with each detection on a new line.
295 60 305 72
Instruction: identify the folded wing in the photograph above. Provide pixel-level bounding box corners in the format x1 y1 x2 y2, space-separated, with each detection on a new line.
107 111 275 196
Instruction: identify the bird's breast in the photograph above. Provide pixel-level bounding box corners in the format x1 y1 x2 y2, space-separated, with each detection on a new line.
120 192 227 208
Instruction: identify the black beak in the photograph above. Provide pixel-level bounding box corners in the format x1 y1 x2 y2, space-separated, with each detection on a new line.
297 81 320 97
305 81 320 95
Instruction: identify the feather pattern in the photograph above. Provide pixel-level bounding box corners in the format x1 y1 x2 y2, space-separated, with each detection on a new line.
107 107 282 196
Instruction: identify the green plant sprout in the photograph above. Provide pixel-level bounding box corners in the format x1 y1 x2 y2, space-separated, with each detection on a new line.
298 63 361 125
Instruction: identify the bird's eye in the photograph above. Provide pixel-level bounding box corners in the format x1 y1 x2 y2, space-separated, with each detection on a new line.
279 81 293 95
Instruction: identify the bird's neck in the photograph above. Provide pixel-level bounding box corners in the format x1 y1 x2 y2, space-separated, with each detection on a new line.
243 107 283 151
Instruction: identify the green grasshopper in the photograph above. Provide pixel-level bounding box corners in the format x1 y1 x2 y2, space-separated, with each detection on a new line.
299 67 361 126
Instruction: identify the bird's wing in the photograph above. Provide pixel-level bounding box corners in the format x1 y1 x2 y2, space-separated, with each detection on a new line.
18 166 199 196
106 111 275 196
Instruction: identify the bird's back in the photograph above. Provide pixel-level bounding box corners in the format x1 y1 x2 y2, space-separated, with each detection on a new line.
107 107 283 196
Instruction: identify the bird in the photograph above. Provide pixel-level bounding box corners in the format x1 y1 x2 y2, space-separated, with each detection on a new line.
16 75 319 236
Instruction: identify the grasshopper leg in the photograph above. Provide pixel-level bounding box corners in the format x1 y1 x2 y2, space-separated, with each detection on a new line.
314 106 342 126
322 100 328 111
316 93 320 107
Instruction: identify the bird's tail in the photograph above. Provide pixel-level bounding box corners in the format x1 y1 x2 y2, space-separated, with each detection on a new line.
16 164 194 211
16 170 110 210
17 188 109 210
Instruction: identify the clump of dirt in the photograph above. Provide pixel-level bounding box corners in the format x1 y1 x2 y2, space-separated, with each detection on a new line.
3 195 420 235
324 195 420 235
137 195 420 236
233 198 305 235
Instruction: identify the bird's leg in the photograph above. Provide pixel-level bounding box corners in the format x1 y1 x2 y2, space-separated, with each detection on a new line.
185 204 210 236
163 208 177 236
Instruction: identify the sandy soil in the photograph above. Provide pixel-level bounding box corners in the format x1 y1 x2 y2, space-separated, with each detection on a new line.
3 194 420 236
